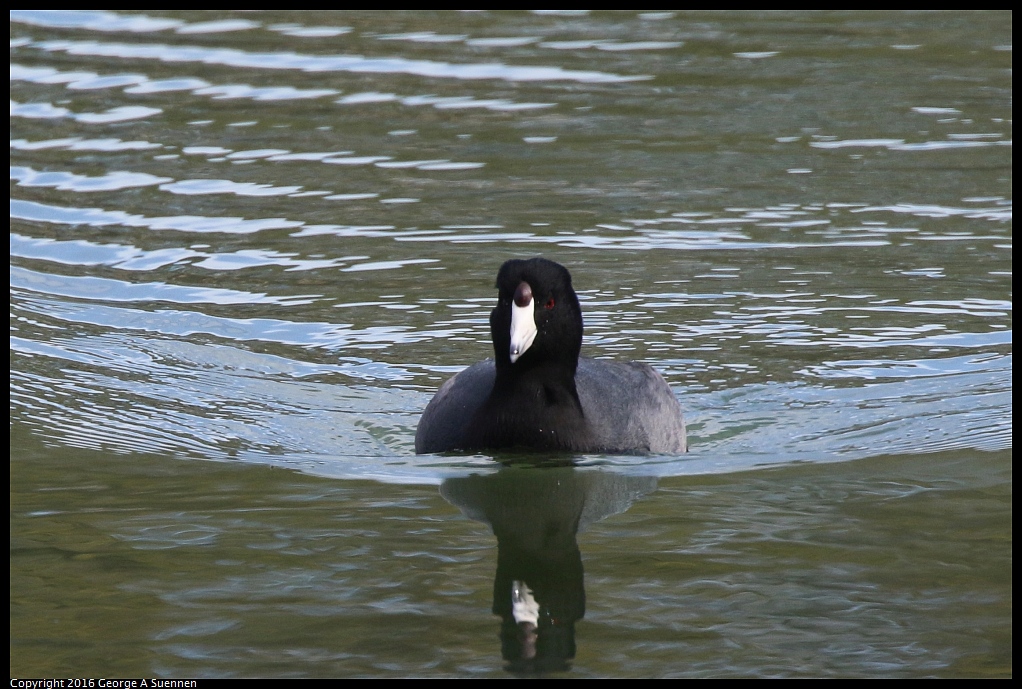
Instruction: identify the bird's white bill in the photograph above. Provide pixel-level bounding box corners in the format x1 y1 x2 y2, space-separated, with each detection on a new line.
509 298 537 363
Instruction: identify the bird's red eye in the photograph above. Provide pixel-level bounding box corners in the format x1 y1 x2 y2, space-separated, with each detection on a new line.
544 298 555 310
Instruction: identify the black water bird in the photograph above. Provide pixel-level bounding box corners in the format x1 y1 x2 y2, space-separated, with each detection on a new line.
415 258 687 454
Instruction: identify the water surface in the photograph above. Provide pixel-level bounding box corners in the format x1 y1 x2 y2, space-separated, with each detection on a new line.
10 10 1011 677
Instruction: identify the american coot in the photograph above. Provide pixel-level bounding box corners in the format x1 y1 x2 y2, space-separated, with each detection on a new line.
415 258 687 454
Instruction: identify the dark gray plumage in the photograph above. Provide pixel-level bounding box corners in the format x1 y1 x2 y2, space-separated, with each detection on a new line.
415 258 686 454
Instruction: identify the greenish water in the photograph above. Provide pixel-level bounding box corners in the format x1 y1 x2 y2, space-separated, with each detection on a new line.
11 11 1011 677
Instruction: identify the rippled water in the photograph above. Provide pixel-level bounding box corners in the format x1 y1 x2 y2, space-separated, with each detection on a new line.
11 11 1011 677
